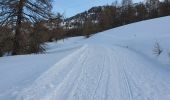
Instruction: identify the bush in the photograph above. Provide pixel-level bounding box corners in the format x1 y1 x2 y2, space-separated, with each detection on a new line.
153 42 163 56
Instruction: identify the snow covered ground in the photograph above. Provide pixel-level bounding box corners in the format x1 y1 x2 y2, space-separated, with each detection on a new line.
0 16 170 100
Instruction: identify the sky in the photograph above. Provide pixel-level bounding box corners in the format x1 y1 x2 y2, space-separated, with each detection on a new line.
52 0 144 18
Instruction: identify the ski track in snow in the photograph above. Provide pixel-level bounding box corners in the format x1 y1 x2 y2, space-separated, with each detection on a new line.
14 44 170 100
1 17 170 100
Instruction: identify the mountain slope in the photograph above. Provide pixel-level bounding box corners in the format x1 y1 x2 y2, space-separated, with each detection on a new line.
0 16 170 100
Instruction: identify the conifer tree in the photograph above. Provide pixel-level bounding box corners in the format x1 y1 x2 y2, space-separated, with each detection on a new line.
0 0 52 55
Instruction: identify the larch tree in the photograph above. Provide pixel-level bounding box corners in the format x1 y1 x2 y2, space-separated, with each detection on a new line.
146 0 160 18
121 0 134 24
146 0 159 9
122 0 132 7
83 17 93 38
159 0 170 16
0 0 52 55
48 13 65 41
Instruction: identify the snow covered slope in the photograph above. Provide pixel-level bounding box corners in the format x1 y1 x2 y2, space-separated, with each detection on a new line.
0 16 170 100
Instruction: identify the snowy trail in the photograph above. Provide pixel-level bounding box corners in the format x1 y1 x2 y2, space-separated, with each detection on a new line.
16 44 170 100
1 16 170 100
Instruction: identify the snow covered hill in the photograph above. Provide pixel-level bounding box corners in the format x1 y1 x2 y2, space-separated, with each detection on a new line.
0 16 170 100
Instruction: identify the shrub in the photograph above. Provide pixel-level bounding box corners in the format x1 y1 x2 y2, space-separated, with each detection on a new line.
153 42 163 56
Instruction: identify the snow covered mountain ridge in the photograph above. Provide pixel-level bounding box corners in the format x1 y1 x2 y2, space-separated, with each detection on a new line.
0 16 170 100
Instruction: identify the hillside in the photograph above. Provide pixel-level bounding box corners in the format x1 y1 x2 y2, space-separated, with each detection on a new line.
0 16 170 100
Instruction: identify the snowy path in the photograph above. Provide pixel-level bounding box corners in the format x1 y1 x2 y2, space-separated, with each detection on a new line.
16 44 170 100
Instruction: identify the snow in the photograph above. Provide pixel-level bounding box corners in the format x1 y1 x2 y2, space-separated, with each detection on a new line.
0 16 170 100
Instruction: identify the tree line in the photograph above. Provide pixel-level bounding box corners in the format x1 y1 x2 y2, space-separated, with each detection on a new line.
0 0 170 56
67 0 170 38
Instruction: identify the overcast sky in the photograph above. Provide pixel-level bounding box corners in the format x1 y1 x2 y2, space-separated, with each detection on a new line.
52 0 144 18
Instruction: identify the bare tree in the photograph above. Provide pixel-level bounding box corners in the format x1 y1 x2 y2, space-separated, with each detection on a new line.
48 13 65 41
146 0 160 18
0 0 52 55
146 0 159 9
0 25 13 56
168 53 170 63
83 17 93 38
122 0 132 7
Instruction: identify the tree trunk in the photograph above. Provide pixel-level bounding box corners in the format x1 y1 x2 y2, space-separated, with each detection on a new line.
12 0 25 55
